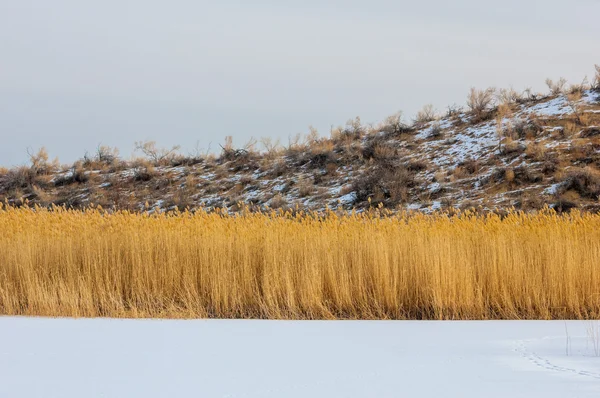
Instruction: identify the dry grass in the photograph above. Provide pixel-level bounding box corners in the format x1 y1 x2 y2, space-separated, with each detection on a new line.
1 205 600 320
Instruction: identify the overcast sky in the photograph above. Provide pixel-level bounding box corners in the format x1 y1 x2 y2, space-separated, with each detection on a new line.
1 0 599 166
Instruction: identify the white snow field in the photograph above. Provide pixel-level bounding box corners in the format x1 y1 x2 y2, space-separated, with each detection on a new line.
0 319 599 398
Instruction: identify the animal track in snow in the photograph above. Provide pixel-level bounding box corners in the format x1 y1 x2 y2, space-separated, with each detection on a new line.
516 338 600 380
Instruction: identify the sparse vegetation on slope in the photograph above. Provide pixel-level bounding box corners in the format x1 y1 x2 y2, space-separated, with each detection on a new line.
1 67 600 214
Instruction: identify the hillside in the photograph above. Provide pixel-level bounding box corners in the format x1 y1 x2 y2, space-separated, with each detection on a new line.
1 80 600 214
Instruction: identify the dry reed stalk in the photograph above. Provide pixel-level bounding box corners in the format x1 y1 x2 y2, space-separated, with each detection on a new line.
0 204 599 320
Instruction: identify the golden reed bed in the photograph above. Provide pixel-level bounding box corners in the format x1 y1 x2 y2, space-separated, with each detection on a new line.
0 204 599 320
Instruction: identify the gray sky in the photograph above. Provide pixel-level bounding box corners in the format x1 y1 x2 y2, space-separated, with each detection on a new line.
1 0 599 167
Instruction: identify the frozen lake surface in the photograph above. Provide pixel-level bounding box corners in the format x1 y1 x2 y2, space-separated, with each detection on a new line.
0 318 599 397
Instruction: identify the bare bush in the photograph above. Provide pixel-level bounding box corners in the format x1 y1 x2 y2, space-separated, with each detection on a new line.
242 137 258 154
542 158 559 175
525 142 546 161
593 64 600 90
219 136 258 170
523 87 541 102
166 187 195 212
325 162 338 176
269 193 288 209
28 147 58 175
499 138 526 156
414 104 436 125
262 158 289 178
512 118 542 140
329 117 365 142
284 133 308 164
446 104 463 118
497 87 522 105
80 145 124 171
29 184 55 206
361 138 397 164
545 77 567 95
407 160 427 172
133 160 157 182
490 166 540 187
305 126 320 144
452 165 469 180
569 138 596 163
553 197 579 213
1 166 34 190
466 87 496 119
459 158 480 175
287 133 304 151
379 111 413 136
329 126 342 142
1 148 58 191
96 145 119 164
135 141 181 165
222 136 234 152
54 164 89 186
428 123 443 139
568 79 588 95
260 137 282 157
306 141 336 170
558 168 600 199
352 165 416 206
515 190 545 211
183 140 210 165
296 179 315 198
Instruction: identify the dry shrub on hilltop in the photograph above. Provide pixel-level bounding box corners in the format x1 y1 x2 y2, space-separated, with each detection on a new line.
497 87 522 106
466 87 496 121
135 140 181 166
414 104 436 125
545 77 567 95
593 64 600 91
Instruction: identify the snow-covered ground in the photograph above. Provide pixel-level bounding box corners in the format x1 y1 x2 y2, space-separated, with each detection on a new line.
0 319 598 397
